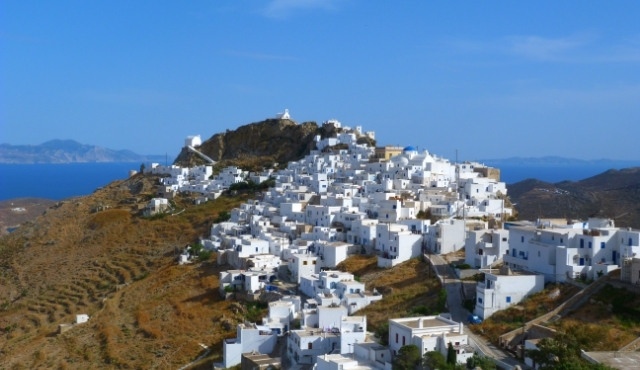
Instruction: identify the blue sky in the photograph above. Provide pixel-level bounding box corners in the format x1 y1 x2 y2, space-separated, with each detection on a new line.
2 0 639 160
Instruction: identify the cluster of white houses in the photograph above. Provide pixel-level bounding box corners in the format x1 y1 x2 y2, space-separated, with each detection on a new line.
146 116 640 368
467 218 640 320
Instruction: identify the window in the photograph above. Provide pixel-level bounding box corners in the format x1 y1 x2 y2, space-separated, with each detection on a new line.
521 236 524 243
303 261 308 265
506 296 511 303
588 242 592 249
478 297 483 304
395 333 398 343
580 239 584 248
601 242 605 249
308 343 313 349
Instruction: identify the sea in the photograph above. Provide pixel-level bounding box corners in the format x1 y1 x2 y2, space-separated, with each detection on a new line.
0 163 145 201
1 161 639 201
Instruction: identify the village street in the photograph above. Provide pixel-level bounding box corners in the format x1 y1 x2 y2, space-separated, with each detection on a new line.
426 253 527 370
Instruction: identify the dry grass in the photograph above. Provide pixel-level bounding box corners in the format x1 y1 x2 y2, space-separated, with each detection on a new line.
474 283 580 343
549 283 640 350
0 175 249 368
474 281 640 353
350 257 443 332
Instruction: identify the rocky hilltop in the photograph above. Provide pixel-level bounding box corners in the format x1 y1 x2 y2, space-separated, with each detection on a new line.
509 167 640 228
0 140 164 164
173 118 375 169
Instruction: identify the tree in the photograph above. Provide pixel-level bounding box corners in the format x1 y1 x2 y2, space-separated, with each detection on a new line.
375 322 389 345
393 344 422 370
466 353 496 370
423 351 447 370
215 210 231 223
525 331 614 370
446 342 457 365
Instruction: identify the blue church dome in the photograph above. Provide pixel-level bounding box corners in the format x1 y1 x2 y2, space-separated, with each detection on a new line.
403 146 417 152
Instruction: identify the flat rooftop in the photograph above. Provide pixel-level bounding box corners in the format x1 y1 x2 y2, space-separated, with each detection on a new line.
393 316 455 329
481 267 541 277
295 328 341 338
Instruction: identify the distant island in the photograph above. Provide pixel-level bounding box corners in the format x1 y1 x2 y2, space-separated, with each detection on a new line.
480 156 640 167
0 140 166 164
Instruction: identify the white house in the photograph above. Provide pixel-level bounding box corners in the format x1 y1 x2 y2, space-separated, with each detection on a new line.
315 241 351 268
290 253 320 283
376 223 423 268
465 227 509 268
145 198 169 216
315 354 378 370
504 218 640 283
262 296 301 334
388 314 473 365
222 322 278 368
424 218 466 255
288 328 341 365
339 315 367 354
474 266 545 319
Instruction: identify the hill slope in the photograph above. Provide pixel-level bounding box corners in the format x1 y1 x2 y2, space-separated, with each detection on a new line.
0 175 255 368
509 167 640 228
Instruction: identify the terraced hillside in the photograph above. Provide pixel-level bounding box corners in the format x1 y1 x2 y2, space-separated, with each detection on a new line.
0 174 251 368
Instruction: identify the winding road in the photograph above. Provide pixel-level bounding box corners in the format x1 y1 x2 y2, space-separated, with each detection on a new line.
426 253 527 370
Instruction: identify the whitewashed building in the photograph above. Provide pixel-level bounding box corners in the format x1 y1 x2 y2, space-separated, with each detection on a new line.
474 266 545 319
465 227 509 268
388 315 473 365
222 322 278 368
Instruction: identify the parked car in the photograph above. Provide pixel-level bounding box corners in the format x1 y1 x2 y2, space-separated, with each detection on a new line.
467 314 483 324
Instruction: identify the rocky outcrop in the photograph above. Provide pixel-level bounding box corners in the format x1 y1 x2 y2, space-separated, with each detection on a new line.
173 119 345 170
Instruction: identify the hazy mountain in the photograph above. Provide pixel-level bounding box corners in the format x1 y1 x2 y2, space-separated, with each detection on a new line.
0 139 166 164
508 167 640 229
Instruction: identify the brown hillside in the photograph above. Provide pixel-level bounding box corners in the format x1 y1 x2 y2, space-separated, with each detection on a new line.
509 167 640 228
0 174 252 368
